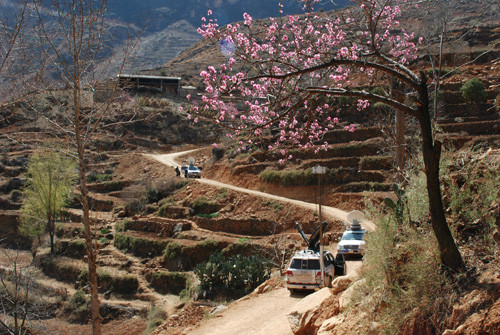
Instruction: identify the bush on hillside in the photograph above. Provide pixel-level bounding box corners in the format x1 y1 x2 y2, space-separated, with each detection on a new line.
191 197 218 215
460 78 487 102
114 233 169 258
145 305 167 334
69 289 89 312
148 271 191 295
194 253 270 299
163 239 224 270
359 175 456 334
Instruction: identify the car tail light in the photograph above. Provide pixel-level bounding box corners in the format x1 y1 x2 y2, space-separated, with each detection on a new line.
316 271 322 277
286 270 294 276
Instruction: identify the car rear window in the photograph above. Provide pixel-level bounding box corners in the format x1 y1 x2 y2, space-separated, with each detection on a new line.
290 259 320 270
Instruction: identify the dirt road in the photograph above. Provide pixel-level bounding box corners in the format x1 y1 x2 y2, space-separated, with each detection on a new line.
146 152 375 231
147 150 370 335
188 288 304 335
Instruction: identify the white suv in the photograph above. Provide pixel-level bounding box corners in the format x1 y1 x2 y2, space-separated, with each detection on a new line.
337 226 366 256
285 250 344 291
186 165 201 178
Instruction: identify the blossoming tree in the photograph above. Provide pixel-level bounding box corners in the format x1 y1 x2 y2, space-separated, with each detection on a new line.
192 0 465 272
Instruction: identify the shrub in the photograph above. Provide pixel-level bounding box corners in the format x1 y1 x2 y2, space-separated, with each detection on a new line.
259 169 315 187
163 242 182 260
86 170 112 183
158 196 175 207
145 305 167 334
122 219 133 231
359 168 458 334
114 233 169 258
78 269 138 294
359 213 452 334
191 197 218 215
147 188 161 203
441 148 500 240
149 271 191 295
145 204 159 214
194 253 270 299
111 275 139 295
341 182 392 192
175 180 190 190
69 289 89 312
66 240 87 259
215 188 228 199
114 221 124 232
157 203 170 217
221 241 252 257
124 198 147 216
41 257 82 283
460 78 487 102
10 189 22 202
163 239 225 270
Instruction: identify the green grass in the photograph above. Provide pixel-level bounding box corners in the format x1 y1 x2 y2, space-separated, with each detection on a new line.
149 271 191 295
114 233 170 258
197 212 220 218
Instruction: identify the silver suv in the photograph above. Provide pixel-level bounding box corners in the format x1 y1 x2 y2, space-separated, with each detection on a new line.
285 222 345 291
286 250 343 291
187 165 201 178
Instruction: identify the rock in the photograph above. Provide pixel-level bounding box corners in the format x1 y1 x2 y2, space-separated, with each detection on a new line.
253 281 272 294
339 278 366 312
172 223 184 235
331 273 358 294
287 287 332 335
317 315 345 335
367 321 382 335
442 329 456 335
209 305 227 315
492 227 500 244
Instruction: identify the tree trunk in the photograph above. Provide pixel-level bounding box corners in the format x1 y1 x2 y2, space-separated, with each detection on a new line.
49 218 54 254
74 89 102 335
395 108 405 183
417 74 465 272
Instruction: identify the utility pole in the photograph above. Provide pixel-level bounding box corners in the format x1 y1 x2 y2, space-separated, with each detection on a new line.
312 165 326 286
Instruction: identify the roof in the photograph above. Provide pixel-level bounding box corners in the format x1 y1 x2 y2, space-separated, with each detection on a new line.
292 249 331 259
117 74 182 81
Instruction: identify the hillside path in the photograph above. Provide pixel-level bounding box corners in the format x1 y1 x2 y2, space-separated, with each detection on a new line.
146 150 373 335
145 152 375 231
187 288 303 335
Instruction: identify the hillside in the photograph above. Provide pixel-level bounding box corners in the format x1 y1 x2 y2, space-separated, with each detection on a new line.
1 1 500 335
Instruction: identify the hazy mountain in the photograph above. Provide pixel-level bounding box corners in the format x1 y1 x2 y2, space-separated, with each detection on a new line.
111 0 347 71
106 0 347 32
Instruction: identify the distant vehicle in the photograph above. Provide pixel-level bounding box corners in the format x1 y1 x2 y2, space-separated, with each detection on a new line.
285 222 345 291
337 210 366 256
186 165 202 178
337 229 366 256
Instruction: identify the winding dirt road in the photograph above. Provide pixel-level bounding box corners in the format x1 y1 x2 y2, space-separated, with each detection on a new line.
146 152 375 231
146 150 371 335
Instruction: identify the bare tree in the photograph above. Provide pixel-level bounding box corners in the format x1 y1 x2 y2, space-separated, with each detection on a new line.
29 1 141 333
0 247 50 335
0 0 32 104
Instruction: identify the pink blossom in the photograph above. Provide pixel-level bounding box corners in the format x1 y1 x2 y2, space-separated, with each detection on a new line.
193 1 422 158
